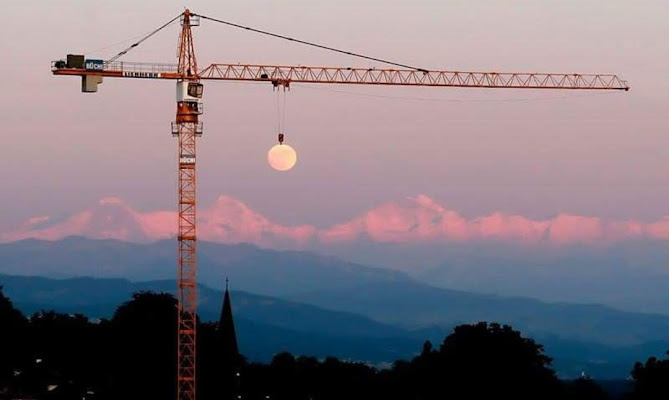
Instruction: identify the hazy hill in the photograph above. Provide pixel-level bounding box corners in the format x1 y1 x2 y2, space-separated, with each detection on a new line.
0 237 407 295
310 239 669 314
0 273 419 363
1 273 668 378
0 274 409 340
2 237 669 348
292 280 669 347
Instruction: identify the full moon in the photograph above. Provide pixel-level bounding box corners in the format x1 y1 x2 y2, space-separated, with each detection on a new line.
267 144 297 171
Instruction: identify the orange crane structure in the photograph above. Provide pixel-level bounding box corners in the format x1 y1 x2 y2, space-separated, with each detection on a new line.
51 9 629 400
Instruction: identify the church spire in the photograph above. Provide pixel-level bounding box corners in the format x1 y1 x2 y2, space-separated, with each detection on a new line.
219 278 239 363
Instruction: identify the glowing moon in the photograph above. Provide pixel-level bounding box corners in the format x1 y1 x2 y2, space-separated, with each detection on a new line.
267 144 297 171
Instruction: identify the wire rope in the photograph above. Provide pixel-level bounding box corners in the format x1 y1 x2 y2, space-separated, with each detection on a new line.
83 20 179 57
194 13 429 73
105 13 182 64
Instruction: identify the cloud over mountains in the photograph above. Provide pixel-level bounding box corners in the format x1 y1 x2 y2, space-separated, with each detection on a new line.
2 195 667 246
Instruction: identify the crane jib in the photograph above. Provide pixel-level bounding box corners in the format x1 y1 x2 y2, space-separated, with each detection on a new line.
52 61 629 90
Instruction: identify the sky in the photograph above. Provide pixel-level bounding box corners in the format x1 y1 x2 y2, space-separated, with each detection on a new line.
1 0 667 234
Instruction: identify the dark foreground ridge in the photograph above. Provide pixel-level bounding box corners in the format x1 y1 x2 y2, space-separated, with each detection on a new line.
2 271 669 379
1 287 668 400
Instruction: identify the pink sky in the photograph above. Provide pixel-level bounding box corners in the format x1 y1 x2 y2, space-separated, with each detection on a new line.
0 0 667 230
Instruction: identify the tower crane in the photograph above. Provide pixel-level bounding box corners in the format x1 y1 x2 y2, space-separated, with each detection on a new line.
51 9 629 400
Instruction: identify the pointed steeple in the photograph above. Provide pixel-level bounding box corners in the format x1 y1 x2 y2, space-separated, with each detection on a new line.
218 278 239 363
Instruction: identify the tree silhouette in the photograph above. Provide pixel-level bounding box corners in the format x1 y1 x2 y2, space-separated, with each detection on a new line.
27 311 107 395
110 291 177 400
0 286 27 386
404 322 562 400
564 377 608 400
629 351 669 399
0 289 628 400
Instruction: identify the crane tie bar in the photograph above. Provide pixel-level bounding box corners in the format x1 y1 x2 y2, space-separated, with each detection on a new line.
193 13 430 73
106 13 183 64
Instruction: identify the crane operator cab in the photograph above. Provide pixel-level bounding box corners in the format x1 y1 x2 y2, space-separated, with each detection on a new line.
174 81 204 136
176 81 204 115
177 81 203 102
187 82 203 98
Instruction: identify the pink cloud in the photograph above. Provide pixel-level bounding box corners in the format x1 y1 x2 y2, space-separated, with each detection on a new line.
546 214 603 244
605 221 645 241
1 194 667 247
647 217 669 240
198 196 316 245
99 197 124 206
3 211 94 242
472 213 549 242
319 195 470 243
27 216 51 226
137 211 177 240
318 196 667 246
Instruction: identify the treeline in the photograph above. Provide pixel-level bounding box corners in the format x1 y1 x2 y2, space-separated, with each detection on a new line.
1 289 667 400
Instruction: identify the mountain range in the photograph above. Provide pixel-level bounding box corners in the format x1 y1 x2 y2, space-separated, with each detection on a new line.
1 237 669 378
4 195 667 246
2 237 669 346
1 195 668 315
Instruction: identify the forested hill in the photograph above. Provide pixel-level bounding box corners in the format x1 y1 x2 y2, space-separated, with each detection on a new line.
1 273 669 379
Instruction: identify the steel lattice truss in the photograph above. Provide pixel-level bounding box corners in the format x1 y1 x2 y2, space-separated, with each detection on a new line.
53 61 629 90
177 122 197 400
200 64 629 90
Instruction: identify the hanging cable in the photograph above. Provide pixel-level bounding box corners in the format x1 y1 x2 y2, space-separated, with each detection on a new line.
193 13 430 73
282 89 287 138
105 13 182 64
276 89 282 138
84 21 179 57
275 86 288 144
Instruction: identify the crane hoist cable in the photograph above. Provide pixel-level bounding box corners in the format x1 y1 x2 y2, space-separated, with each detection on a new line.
193 13 430 73
276 84 288 144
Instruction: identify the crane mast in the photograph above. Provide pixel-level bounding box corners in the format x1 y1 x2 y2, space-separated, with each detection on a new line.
174 10 202 400
49 9 629 400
